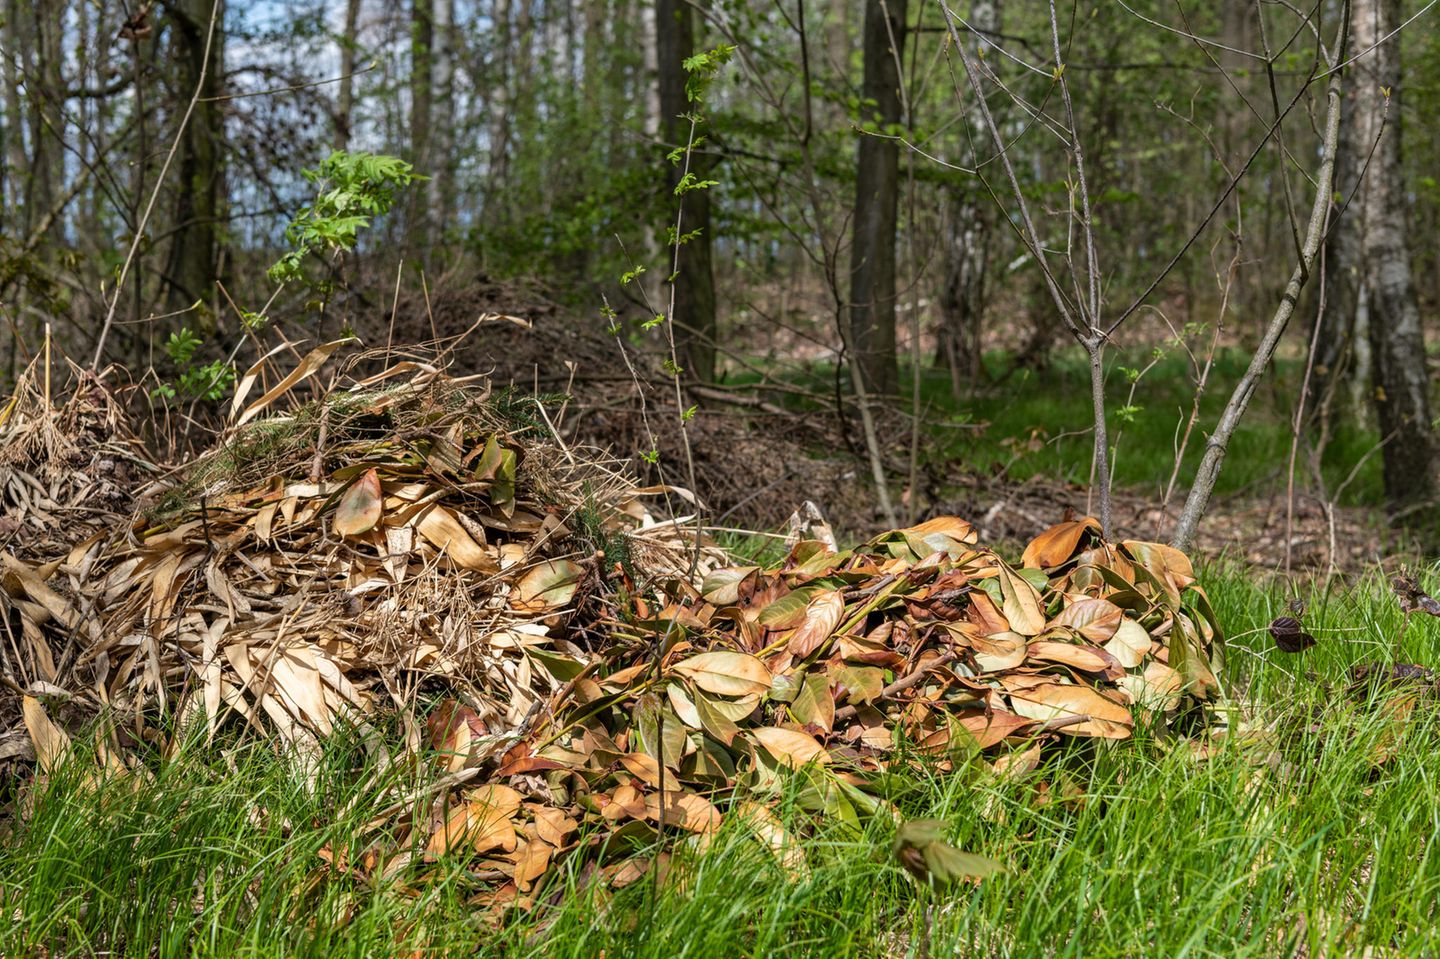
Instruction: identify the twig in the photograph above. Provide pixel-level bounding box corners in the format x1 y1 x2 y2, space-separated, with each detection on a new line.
834 651 957 722
1172 5 1350 553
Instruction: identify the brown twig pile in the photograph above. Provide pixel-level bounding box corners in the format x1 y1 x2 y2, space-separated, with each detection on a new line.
1 346 720 752
0 349 153 560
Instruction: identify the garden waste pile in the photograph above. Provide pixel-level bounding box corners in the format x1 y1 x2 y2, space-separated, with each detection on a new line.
2 342 1224 911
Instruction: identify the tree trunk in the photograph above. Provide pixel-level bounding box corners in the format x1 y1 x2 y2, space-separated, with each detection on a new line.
936 0 998 398
656 0 717 383
30 0 64 233
2 0 30 225
849 0 906 397
426 0 455 234
335 0 362 149
1313 71 1362 424
164 0 224 313
409 0 434 240
1352 0 1439 534
485 0 512 222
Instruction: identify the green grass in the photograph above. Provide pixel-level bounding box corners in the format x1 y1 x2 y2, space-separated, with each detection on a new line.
730 347 1394 507
5 565 1440 957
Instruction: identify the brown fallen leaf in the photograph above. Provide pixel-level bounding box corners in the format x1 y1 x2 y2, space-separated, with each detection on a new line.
1267 615 1316 654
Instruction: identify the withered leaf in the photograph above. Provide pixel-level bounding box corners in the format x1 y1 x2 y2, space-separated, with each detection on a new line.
333 468 383 537
512 559 584 611
672 651 772 697
750 726 828 768
786 589 845 659
1268 615 1316 654
1021 517 1099 569
996 561 1045 636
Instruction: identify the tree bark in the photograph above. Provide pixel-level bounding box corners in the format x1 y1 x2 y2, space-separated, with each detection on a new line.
2 0 30 225
426 0 455 233
29 0 64 233
409 0 434 239
1313 70 1364 424
656 0 717 383
1352 0 1439 534
485 0 512 216
335 0 362 150
164 0 225 313
849 0 906 397
937 0 998 398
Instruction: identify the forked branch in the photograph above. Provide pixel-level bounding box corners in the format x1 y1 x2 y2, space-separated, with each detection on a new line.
1171 4 1350 553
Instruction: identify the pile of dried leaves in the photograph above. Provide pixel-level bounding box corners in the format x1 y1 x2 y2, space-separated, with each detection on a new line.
4 344 1224 915
390 514 1222 909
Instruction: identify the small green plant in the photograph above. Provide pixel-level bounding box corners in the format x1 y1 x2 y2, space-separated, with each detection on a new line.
268 151 425 285
152 327 235 402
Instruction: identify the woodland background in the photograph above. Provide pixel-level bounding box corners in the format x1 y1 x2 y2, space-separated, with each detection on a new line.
1 0 1438 557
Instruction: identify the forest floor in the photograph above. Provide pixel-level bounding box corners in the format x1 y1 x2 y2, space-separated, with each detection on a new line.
395 286 1406 572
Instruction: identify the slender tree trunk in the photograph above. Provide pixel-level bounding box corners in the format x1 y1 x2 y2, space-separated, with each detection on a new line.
1352 0 1439 535
409 0 434 241
849 0 906 397
336 0 362 149
426 0 455 234
656 0 717 382
1314 70 1363 424
1170 12 1349 552
485 0 512 223
29 0 63 232
164 0 224 313
2 0 29 224
937 0 998 398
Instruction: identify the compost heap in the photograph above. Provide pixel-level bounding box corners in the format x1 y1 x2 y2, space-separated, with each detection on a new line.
3 348 1224 911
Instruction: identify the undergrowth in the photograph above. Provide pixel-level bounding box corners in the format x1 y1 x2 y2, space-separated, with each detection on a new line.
4 564 1440 957
732 348 1399 508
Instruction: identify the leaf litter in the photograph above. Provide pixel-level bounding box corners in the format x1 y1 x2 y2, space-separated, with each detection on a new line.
0 346 1230 920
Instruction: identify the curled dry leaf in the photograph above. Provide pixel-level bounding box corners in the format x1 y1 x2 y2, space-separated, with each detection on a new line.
1007 683 1132 738
1022 517 1100 569
511 839 554 892
1051 597 1123 642
971 632 1027 672
21 695 70 775
701 566 758 605
418 504 499 572
996 561 1045 637
333 468 383 538
1025 640 1119 675
1104 618 1153 669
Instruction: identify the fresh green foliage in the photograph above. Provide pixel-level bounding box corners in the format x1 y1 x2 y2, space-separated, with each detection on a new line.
268 151 425 285
151 326 235 402
682 44 733 104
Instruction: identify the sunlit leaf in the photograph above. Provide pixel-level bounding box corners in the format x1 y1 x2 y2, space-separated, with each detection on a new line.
513 559 584 611
333 468 383 537
673 651 772 697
